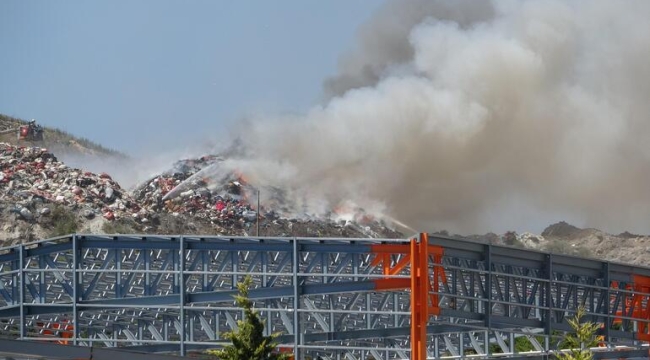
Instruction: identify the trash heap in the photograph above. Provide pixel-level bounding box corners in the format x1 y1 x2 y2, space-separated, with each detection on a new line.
0 143 403 240
0 143 146 224
132 156 403 238
132 156 262 233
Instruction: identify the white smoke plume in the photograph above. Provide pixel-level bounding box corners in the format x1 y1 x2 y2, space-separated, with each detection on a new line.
227 0 650 234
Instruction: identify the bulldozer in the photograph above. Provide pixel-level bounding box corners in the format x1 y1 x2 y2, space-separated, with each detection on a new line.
0 119 44 142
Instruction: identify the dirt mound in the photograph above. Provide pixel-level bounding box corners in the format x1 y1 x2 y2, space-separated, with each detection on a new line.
541 221 582 238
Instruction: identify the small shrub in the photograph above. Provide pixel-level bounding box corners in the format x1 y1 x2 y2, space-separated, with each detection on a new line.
545 239 592 257
206 276 290 360
47 206 79 237
556 306 599 360
101 219 137 234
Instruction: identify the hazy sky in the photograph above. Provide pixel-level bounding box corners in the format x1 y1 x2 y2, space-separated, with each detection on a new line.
0 1 383 154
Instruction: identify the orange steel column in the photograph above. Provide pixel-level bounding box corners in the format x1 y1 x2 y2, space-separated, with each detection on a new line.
631 275 650 341
428 243 445 316
411 233 429 360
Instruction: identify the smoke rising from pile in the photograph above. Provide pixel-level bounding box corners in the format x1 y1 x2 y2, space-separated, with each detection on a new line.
229 0 650 234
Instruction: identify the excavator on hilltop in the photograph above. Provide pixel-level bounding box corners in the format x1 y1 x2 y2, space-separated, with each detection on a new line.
0 119 44 142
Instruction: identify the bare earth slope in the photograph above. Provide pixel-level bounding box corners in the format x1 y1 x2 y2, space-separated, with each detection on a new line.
460 221 650 267
0 114 123 158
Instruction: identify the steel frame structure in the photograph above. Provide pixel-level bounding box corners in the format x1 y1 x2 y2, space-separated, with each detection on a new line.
0 233 649 359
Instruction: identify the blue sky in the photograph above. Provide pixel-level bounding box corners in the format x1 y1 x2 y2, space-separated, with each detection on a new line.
0 1 383 154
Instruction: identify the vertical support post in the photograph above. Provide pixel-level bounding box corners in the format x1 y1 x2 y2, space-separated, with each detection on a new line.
261 242 271 336
163 316 169 341
18 244 25 340
39 253 46 303
411 233 428 360
603 262 610 345
144 249 151 296
189 314 195 343
231 246 237 290
202 249 209 292
430 239 444 316
72 234 78 345
113 324 118 348
215 312 220 340
484 331 489 357
484 244 492 354
257 189 260 237
11 252 17 305
179 236 186 356
394 293 399 327
292 237 301 359
545 254 553 339
115 247 121 298
366 293 372 329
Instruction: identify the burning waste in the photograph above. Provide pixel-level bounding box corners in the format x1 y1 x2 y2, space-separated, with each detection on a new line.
131 154 402 238
0 142 402 243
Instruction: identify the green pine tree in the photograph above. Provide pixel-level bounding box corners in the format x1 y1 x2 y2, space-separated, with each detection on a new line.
556 306 600 360
207 276 290 360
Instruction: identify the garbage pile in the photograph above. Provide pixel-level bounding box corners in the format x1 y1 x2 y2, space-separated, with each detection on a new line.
0 143 147 224
132 156 403 238
132 156 266 234
0 143 403 240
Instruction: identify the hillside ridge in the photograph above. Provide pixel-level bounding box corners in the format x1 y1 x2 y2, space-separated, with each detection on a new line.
0 114 124 158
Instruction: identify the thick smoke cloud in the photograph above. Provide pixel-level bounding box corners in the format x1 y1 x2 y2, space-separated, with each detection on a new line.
231 0 650 234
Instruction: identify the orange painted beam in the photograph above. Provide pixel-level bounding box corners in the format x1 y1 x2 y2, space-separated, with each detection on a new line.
369 234 447 358
374 278 411 291
388 255 411 276
411 234 429 360
621 275 650 341
371 243 411 254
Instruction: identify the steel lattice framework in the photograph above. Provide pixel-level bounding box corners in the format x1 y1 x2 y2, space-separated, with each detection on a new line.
0 233 649 359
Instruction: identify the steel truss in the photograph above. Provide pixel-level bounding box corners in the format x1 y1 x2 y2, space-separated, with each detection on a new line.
0 233 649 359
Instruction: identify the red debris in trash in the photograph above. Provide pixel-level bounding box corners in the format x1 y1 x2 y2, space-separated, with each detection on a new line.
103 211 115 221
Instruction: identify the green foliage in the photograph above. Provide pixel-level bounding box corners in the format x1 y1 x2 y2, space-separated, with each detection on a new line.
489 343 503 354
48 206 79 237
545 240 592 258
206 276 289 360
555 306 600 360
514 336 536 352
101 219 136 234
488 334 546 354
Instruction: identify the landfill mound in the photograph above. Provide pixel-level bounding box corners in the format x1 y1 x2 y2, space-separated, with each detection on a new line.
3 143 649 268
0 143 152 243
131 155 402 238
0 143 402 244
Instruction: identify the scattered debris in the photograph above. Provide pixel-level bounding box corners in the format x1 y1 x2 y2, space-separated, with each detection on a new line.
0 144 402 242
132 156 401 238
0 143 149 241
